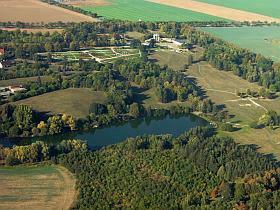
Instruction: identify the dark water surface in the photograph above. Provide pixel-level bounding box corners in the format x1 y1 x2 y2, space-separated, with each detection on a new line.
2 114 208 149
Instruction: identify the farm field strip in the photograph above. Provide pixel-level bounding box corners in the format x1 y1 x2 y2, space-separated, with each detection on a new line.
82 0 223 21
200 26 280 62
0 0 97 23
196 0 280 19
148 0 280 22
0 165 76 210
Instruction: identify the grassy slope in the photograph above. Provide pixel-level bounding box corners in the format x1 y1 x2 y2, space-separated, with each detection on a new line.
197 0 280 19
82 0 223 21
149 50 191 71
188 61 280 159
0 165 76 210
201 26 280 62
14 88 107 118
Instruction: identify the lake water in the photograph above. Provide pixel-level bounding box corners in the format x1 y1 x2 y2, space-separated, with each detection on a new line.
3 114 208 149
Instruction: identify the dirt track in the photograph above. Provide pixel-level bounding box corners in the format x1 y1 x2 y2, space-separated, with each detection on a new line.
0 0 97 23
148 0 280 22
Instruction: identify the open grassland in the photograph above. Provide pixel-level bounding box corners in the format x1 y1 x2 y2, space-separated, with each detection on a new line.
149 50 192 71
150 0 280 22
14 88 107 118
0 165 76 210
82 0 223 21
201 26 280 62
0 76 52 87
125 31 145 40
188 62 265 124
0 0 96 23
188 62 280 159
197 0 280 19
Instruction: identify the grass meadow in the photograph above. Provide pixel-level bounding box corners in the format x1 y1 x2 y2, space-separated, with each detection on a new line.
0 165 76 210
201 26 280 62
188 61 280 159
149 50 192 71
82 0 223 21
14 88 107 118
197 0 280 19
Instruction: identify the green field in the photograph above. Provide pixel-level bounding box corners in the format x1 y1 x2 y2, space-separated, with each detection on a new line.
201 26 280 62
14 88 107 118
82 0 223 21
0 165 76 210
197 0 280 19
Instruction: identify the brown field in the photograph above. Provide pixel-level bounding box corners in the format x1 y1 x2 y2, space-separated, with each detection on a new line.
0 165 76 210
148 0 280 22
61 0 109 7
0 0 97 23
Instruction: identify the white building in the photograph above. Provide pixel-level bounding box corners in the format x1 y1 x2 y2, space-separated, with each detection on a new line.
153 34 160 42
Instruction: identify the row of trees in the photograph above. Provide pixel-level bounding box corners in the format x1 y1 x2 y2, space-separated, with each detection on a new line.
0 139 87 165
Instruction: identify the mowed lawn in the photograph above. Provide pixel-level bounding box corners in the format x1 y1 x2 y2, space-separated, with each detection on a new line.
197 0 280 19
201 26 280 62
0 165 76 210
14 88 107 118
82 0 223 21
188 61 280 159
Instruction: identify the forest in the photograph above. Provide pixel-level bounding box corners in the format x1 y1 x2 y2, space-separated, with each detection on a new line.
58 127 280 209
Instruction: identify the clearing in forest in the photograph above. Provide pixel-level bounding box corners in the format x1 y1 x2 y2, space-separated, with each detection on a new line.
14 88 107 118
188 61 280 159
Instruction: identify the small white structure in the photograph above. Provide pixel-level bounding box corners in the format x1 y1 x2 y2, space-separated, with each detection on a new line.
0 62 3 69
153 34 160 42
8 85 26 94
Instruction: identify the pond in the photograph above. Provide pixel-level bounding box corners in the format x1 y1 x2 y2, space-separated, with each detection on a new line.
2 114 208 149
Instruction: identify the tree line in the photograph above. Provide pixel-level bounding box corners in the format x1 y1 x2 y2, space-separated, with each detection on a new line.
0 139 87 165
